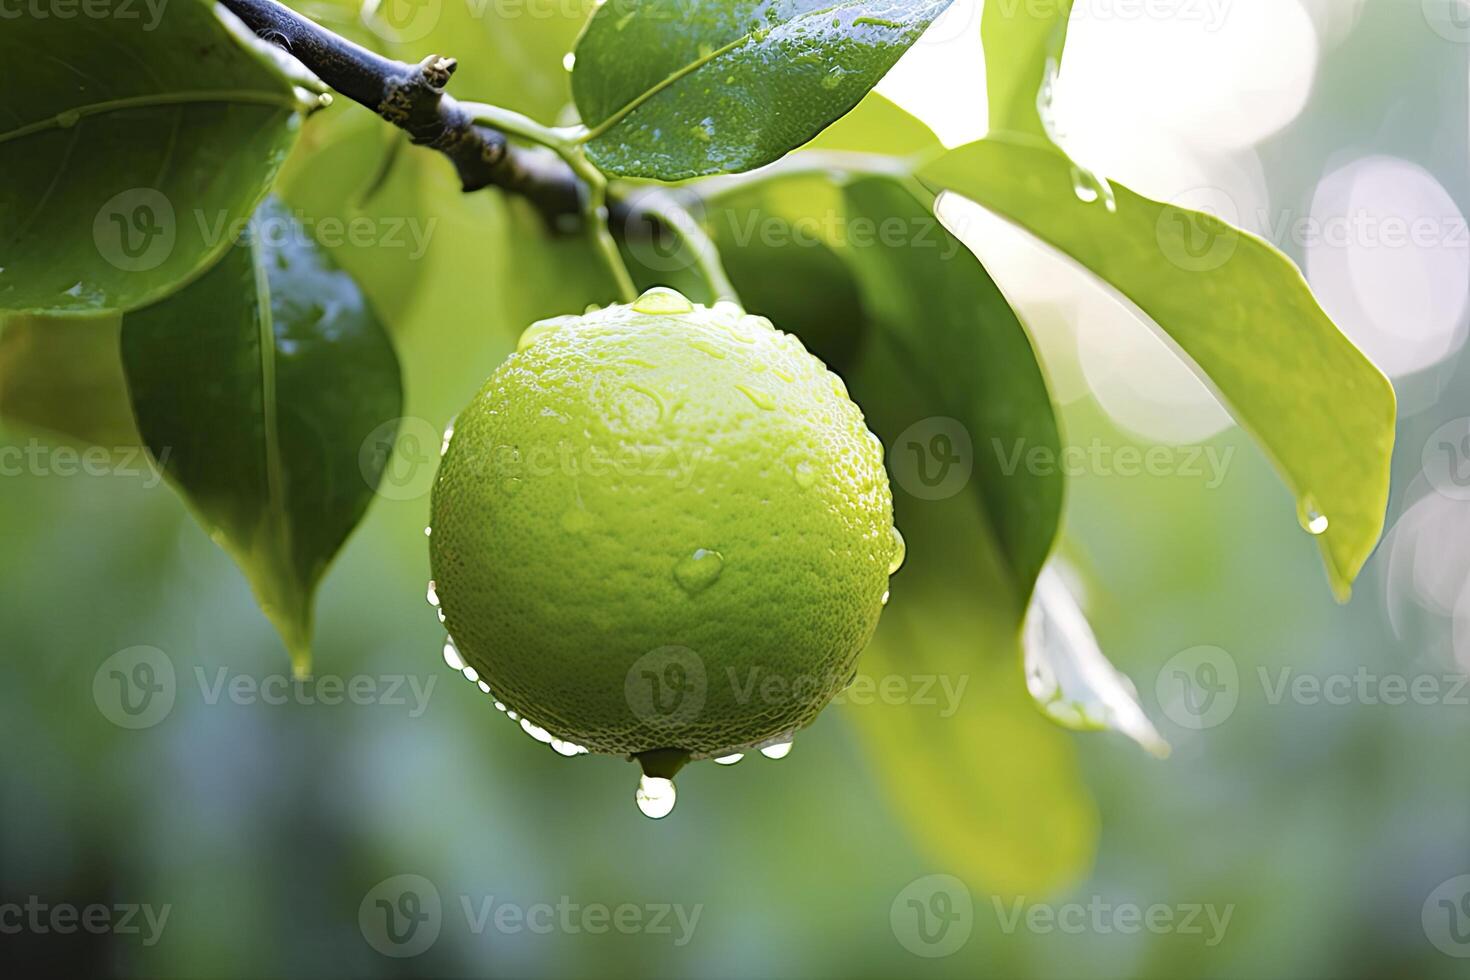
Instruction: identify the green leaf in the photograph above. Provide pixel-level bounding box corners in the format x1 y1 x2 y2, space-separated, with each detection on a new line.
121 199 403 676
980 0 1074 140
276 105 430 326
843 312 1094 894
0 0 307 316
0 315 141 449
572 0 953 179
1023 564 1168 758
918 140 1397 598
841 176 1063 611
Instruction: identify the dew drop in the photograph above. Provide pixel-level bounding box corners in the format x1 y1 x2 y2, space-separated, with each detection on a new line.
440 419 455 456
442 638 466 671
688 339 727 360
674 548 724 594
881 589 891 606
888 526 906 574
477 680 491 694
520 717 555 743
760 740 793 760
562 52 576 70
632 286 694 315
1070 166 1118 213
1297 495 1329 535
714 753 744 765
793 460 817 489
462 665 479 683
635 775 677 818
55 109 80 128
426 580 440 607
424 525 433 537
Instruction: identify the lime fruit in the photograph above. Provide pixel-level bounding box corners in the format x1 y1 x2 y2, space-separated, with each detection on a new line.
429 286 901 766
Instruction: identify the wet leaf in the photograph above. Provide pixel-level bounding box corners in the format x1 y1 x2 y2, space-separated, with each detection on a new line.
120 199 403 675
1023 564 1169 758
980 0 1074 140
0 0 307 315
841 175 1062 611
918 140 1396 598
572 0 953 179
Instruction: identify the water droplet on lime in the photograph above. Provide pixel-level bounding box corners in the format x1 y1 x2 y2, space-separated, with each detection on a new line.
735 384 775 410
714 753 744 765
632 286 694 315
443 637 466 671
760 740 793 760
674 548 724 594
889 527 906 574
793 460 817 489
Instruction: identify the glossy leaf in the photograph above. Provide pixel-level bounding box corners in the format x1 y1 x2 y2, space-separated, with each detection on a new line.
0 315 140 449
980 0 1074 140
918 140 1396 598
0 0 307 316
276 104 431 326
572 0 953 179
1023 564 1168 758
121 200 403 676
844 318 1094 894
841 176 1063 611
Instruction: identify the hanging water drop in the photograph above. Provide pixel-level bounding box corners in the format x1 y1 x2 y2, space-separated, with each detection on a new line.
635 775 677 818
760 740 793 760
1297 495 1329 535
462 665 479 684
426 580 440 607
443 638 466 671
714 753 744 765
888 526 906 574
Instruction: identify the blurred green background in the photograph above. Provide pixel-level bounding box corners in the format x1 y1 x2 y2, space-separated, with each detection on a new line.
2 0 1468 976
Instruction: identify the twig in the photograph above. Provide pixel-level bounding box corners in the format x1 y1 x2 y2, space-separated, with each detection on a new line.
219 0 582 218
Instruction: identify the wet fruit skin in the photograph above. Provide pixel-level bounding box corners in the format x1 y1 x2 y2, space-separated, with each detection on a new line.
429 288 899 761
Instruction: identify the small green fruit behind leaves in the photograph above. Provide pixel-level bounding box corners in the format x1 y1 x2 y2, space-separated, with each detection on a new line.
0 0 308 316
121 199 404 676
572 0 954 180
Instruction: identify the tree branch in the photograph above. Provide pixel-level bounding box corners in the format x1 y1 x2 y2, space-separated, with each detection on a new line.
219 0 583 221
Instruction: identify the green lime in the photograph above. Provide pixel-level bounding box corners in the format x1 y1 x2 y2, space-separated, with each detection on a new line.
429 286 900 771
